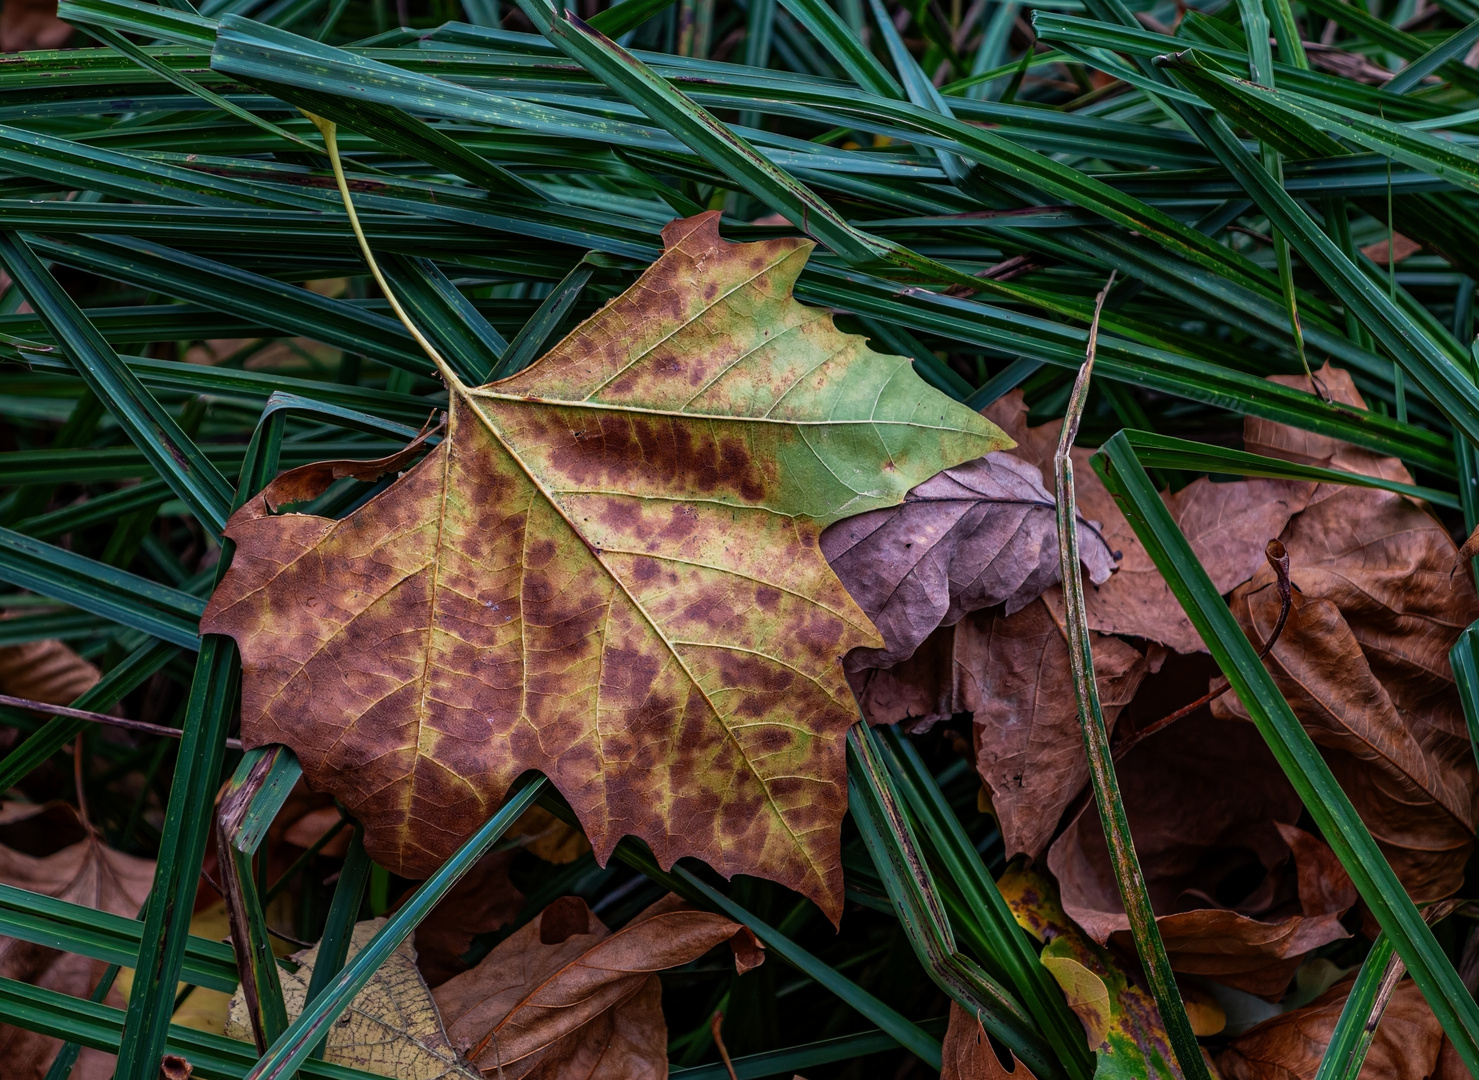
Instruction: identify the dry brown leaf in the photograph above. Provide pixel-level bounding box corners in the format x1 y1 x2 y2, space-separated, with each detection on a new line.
0 638 100 707
1218 365 1479 902
202 213 1004 921
853 600 1149 855
821 450 1115 671
0 816 154 1080
413 848 523 988
942 1001 1039 1079
433 893 762 1078
1049 713 1354 999
227 919 477 1080
984 392 1312 654
1219 975 1448 1079
1360 232 1422 266
854 598 1149 858
0 0 70 52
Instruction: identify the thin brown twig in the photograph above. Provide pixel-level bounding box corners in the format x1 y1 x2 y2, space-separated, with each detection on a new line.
1113 538 1293 760
0 693 243 750
710 1010 739 1080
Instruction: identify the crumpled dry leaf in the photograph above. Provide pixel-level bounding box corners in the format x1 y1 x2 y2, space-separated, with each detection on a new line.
853 597 1149 858
1048 713 1355 999
997 863 1181 1078
0 0 70 52
1219 975 1463 1079
227 919 477 1080
822 450 1115 671
1218 365 1479 903
0 810 154 1080
433 893 762 1078
984 392 1311 654
0 637 100 706
202 212 1004 921
942 1000 1039 1079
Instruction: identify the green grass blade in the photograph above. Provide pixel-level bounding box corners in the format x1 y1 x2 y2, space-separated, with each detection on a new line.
1313 935 1398 1080
0 233 234 533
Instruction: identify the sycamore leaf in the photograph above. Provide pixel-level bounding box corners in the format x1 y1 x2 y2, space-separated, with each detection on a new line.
998 863 1182 1080
432 893 760 1079
226 919 477 1080
202 212 1004 919
821 450 1116 671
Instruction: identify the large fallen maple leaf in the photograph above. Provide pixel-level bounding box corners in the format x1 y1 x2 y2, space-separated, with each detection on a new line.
202 212 1004 920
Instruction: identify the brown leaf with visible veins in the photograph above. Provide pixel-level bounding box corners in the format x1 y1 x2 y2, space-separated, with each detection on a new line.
984 392 1312 653
1219 976 1452 1080
0 638 100 707
0 814 154 1079
1217 365 1479 902
201 213 1003 921
433 893 761 1078
942 1001 1039 1079
1049 714 1354 999
822 451 1115 671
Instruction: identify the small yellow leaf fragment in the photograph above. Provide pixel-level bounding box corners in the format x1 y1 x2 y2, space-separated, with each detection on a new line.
1179 982 1227 1037
1040 943 1111 1049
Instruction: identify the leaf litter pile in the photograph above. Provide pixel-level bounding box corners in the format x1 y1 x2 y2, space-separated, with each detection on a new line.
1 27 1479 1075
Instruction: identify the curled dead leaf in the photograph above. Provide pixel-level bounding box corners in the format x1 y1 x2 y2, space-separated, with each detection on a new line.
1049 713 1354 999
226 919 477 1080
985 391 1312 654
433 893 762 1078
0 637 100 708
1219 975 1463 1080
1219 365 1479 902
822 449 1115 671
202 213 1004 921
